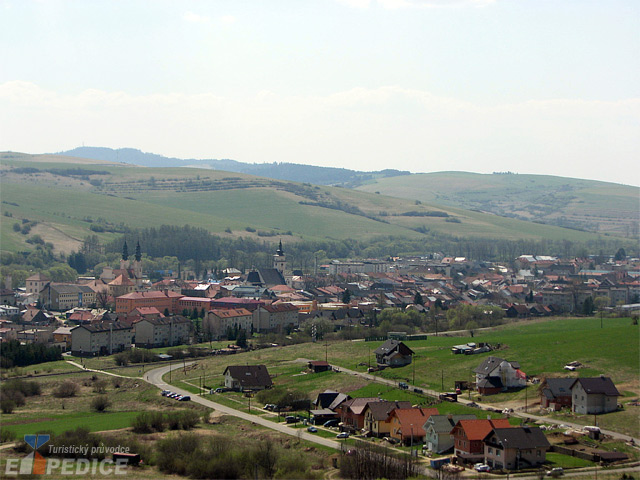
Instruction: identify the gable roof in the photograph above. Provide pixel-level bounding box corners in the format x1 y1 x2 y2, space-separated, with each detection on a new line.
374 339 414 356
340 397 381 416
473 356 520 375
485 427 550 449
223 365 272 389
425 414 477 433
542 377 575 398
390 408 439 436
365 400 412 421
453 418 511 441
572 377 621 396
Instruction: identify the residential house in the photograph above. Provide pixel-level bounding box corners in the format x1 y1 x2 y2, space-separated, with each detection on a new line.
223 365 272 391
25 273 49 295
539 377 574 411
388 407 439 445
423 414 476 454
374 339 414 368
134 316 191 348
363 400 412 438
308 360 331 373
53 326 74 349
336 397 381 431
205 308 253 339
17 328 53 344
0 289 17 306
252 303 299 333
70 322 133 356
483 427 550 470
107 275 136 298
571 377 621 414
21 307 52 325
474 356 526 394
451 418 511 460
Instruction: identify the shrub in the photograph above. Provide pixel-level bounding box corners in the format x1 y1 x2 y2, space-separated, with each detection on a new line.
1 398 16 414
178 410 200 430
53 380 79 398
0 429 16 443
114 352 129 366
91 395 110 412
93 379 108 394
3 390 25 407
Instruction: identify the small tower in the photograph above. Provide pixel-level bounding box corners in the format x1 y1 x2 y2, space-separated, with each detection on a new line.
273 240 286 274
133 241 143 284
120 241 130 270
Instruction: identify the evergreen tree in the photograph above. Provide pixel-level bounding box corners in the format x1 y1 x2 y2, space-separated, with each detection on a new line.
614 248 626 261
582 296 595 315
414 292 424 306
236 329 247 349
342 289 351 304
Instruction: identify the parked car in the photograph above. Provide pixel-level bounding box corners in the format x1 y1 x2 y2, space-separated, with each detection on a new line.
547 467 564 477
174 395 184 400
474 463 490 472
323 419 339 428
336 432 349 439
382 437 397 444
178 396 191 401
307 426 318 433
161 390 172 396
398 382 409 389
285 416 297 424
214 387 228 393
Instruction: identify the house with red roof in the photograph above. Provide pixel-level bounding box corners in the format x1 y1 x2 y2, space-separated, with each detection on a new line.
204 308 253 339
451 418 511 462
389 407 439 445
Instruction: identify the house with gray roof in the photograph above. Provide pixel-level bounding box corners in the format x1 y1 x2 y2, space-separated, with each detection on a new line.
423 414 476 453
374 339 414 367
540 377 574 410
223 365 273 391
483 426 550 470
474 356 526 394
571 377 621 414
70 322 133 356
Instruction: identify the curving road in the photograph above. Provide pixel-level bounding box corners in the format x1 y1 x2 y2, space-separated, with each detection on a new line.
143 362 341 450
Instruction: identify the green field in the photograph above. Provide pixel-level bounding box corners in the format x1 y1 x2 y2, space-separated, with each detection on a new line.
1 154 625 255
358 171 639 237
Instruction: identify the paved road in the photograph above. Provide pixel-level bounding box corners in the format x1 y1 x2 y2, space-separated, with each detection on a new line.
143 362 341 451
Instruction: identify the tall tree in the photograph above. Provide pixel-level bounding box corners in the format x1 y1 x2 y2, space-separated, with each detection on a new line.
122 241 129 261
414 292 424 306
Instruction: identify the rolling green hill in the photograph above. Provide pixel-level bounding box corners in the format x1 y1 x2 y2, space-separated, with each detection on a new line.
0 153 630 256
357 171 639 238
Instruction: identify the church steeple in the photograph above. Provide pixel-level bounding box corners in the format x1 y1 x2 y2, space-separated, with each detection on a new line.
273 240 286 275
135 241 142 262
122 241 129 261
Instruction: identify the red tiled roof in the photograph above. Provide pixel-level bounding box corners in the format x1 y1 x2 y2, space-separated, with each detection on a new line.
454 419 511 441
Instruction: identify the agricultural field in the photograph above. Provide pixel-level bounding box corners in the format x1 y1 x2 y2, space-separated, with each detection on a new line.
358 171 640 237
1 154 623 256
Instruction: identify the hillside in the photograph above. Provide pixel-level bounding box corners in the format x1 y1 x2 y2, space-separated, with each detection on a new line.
56 146 410 187
0 153 628 256
357 172 640 238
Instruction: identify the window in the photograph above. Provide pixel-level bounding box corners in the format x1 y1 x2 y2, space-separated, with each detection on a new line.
488 447 493 454
537 450 541 457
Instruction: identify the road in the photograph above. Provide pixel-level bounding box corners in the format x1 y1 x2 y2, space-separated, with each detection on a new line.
143 362 342 451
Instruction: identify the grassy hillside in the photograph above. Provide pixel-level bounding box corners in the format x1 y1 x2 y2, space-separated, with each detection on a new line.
357 172 639 237
0 153 627 255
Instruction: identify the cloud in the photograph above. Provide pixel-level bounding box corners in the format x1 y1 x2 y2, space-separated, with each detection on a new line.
0 81 638 186
183 11 210 23
220 15 236 24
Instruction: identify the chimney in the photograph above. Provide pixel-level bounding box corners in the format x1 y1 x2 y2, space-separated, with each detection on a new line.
447 414 453 420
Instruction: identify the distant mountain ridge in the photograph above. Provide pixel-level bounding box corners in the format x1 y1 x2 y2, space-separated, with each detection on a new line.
56 147 410 187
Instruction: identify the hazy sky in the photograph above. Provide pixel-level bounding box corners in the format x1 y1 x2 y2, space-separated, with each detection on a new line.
1 0 638 186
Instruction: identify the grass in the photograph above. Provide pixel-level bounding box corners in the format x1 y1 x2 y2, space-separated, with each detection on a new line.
1 411 141 438
2 157 627 256
545 452 595 468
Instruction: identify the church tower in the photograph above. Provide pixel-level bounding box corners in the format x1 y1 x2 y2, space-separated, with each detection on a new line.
119 240 130 270
132 241 143 284
273 240 286 274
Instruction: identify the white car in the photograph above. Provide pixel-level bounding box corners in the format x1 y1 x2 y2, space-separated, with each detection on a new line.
563 365 576 371
474 463 490 472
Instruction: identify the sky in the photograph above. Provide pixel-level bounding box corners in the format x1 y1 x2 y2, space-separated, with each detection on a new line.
1 0 638 186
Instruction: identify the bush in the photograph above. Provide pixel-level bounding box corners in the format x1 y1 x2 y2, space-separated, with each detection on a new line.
53 380 79 398
1 398 16 414
91 395 110 412
0 429 16 443
114 352 129 366
93 379 108 394
3 389 25 407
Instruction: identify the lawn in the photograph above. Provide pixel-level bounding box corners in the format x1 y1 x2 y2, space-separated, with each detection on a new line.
545 452 595 468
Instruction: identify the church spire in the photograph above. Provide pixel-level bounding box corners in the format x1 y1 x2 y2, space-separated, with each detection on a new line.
122 241 129 261
277 239 284 256
135 241 142 262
